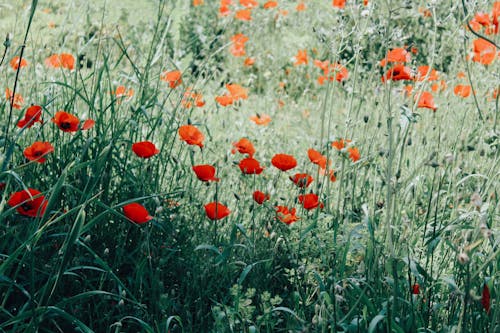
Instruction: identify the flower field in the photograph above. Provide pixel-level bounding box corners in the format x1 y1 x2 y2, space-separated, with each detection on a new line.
0 0 498 332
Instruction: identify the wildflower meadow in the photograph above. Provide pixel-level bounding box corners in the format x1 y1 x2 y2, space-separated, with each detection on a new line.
0 0 498 332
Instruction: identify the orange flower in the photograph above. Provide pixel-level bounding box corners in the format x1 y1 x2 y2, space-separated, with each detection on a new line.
263 1 278 9
17 105 42 128
226 83 248 100
307 148 329 169
5 88 24 109
193 0 204 6
230 33 249 57
132 141 160 158
380 48 411 67
472 38 496 65
296 2 306 11
235 8 252 20
276 206 299 225
240 0 258 8
239 157 264 174
253 190 270 204
298 193 324 210
10 56 28 70
161 70 182 88
382 65 413 82
23 141 54 163
416 91 437 111
52 111 80 132
232 138 255 158
289 173 313 188
114 85 134 100
293 49 308 66
81 119 95 130
416 66 439 81
331 138 350 150
192 165 220 182
332 0 346 9
45 53 75 70
178 125 204 148
453 84 471 98
215 95 234 106
204 202 230 220
182 89 205 108
250 113 271 125
271 153 297 171
244 57 255 66
348 147 361 162
123 203 153 224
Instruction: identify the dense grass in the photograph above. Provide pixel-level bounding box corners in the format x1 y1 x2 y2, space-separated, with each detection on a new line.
0 0 498 332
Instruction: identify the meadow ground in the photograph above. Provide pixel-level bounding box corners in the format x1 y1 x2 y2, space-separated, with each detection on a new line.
0 0 498 332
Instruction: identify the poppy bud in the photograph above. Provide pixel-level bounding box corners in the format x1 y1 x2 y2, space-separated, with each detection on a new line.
363 115 369 123
412 283 420 294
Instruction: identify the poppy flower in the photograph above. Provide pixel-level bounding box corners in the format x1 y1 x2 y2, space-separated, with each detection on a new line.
226 83 248 100
298 193 324 210
253 191 270 204
382 65 413 82
81 119 95 130
332 0 346 9
416 66 439 81
482 283 490 314
8 188 48 217
244 57 255 66
219 5 231 16
193 0 204 6
290 173 313 188
215 95 234 107
52 111 80 132
412 283 420 295
380 48 411 67
204 202 231 220
296 2 306 11
308 148 328 169
17 105 42 128
182 89 205 108
331 63 349 82
332 138 350 150
45 53 75 70
132 141 160 158
23 141 54 163
240 0 258 8
230 33 248 57
276 206 299 225
161 70 182 88
192 165 220 182
416 91 437 111
235 8 252 20
5 88 24 109
453 85 471 98
472 38 496 65
348 147 361 162
239 157 264 174
293 49 308 66
114 85 134 100
10 56 28 70
232 138 255 158
178 125 204 148
250 114 271 125
264 1 278 9
123 203 153 224
271 154 297 171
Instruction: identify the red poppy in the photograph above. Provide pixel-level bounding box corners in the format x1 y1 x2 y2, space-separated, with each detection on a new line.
271 153 297 171
239 157 264 174
23 142 54 163
348 147 361 162
482 283 490 314
290 173 313 188
416 91 437 111
293 49 308 66
276 206 299 225
308 148 328 169
253 191 270 204
132 141 160 158
5 88 24 109
230 33 249 57
412 283 420 295
416 66 439 82
298 193 324 210
264 1 278 9
453 85 471 98
380 48 411 67
192 165 220 182
472 38 496 65
215 95 234 107
161 70 182 88
332 0 346 9
52 111 80 132
81 119 95 130
382 65 413 82
178 125 204 148
8 188 48 217
235 8 252 21
232 138 255 158
250 114 271 125
332 138 350 150
10 56 28 70
204 202 231 220
226 83 248 100
17 105 42 128
240 0 258 8
45 53 75 70
123 203 153 224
